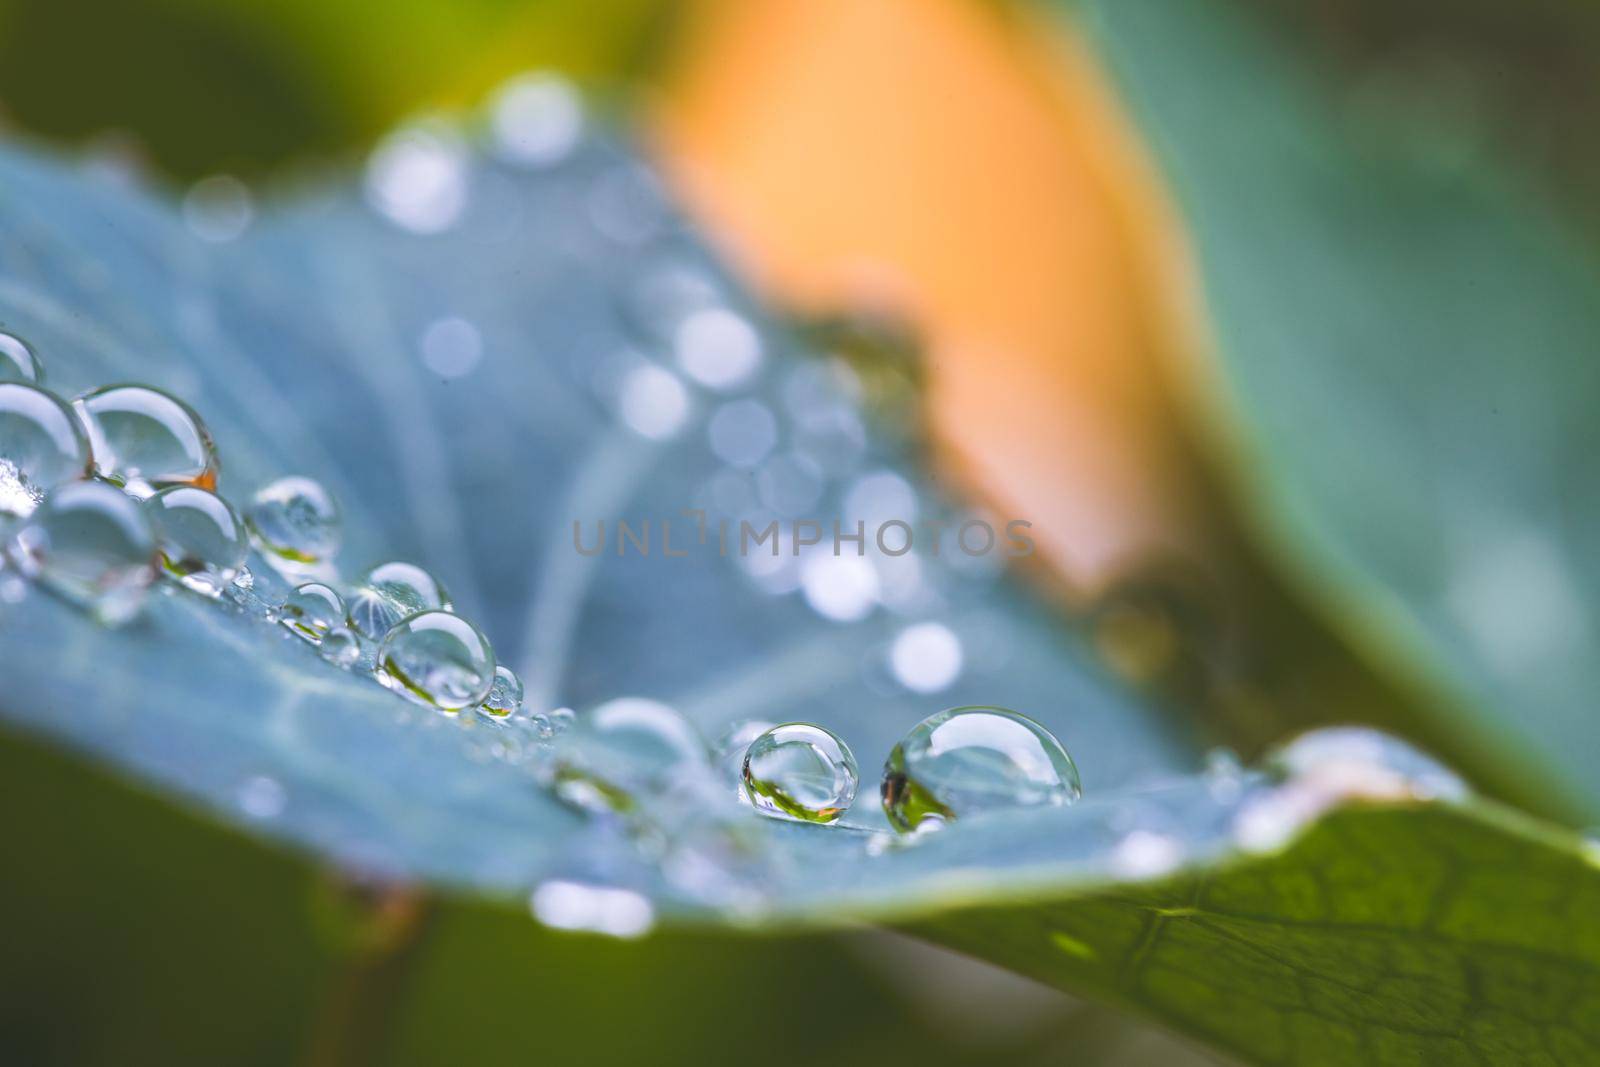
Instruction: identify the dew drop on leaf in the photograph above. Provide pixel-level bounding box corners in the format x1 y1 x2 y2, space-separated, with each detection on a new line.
376 609 495 711
346 560 451 640
278 581 345 644
245 476 342 569
9 480 157 626
145 485 248 597
0 382 90 519
0 331 43 384
881 706 1082 834
741 722 859 824
71 384 219 498
478 664 524 720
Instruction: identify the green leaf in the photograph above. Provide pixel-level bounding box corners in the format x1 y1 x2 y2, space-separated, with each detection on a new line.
1078 0 1600 823
1 89 1597 1066
908 800 1600 1066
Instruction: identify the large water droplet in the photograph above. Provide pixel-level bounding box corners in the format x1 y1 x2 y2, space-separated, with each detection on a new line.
145 485 247 596
376 610 495 711
9 480 157 625
71 384 218 497
552 698 709 815
881 706 1081 833
0 332 43 384
279 582 345 644
0 382 90 519
478 664 525 720
245 476 342 569
741 723 858 824
346 561 451 639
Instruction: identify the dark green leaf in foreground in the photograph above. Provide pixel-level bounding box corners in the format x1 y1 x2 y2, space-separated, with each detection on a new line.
1080 0 1600 823
0 65 1597 1066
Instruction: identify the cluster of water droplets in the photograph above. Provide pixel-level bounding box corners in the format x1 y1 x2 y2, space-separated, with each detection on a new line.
1 70 1484 938
0 330 524 727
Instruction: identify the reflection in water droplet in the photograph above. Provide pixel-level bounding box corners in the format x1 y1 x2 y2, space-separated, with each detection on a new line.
489 72 584 168
418 316 483 379
707 399 777 469
552 698 709 816
10 480 157 625
675 308 762 391
617 363 690 441
0 382 90 519
365 122 469 234
145 485 247 596
714 719 776 792
0 332 43 384
319 626 364 669
182 175 254 243
347 561 451 639
246 476 342 569
801 552 879 623
377 610 496 711
236 775 287 819
881 706 1081 833
530 880 654 938
889 622 964 694
279 582 345 644
72 384 218 497
741 723 858 824
479 664 525 720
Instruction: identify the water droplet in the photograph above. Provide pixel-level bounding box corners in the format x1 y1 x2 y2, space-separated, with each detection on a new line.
226 550 292 619
714 719 776 792
182 175 253 243
530 879 654 938
741 723 858 823
1233 727 1468 854
675 308 762 390
478 664 525 720
889 622 964 694
547 707 575 733
376 610 496 711
0 382 90 519
317 626 364 669
552 698 709 815
881 706 1081 833
346 561 451 640
9 480 157 625
279 581 345 644
144 485 247 596
489 72 584 168
365 122 468 234
0 331 43 383
71 384 218 498
1266 726 1468 803
418 316 483 379
245 476 342 569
